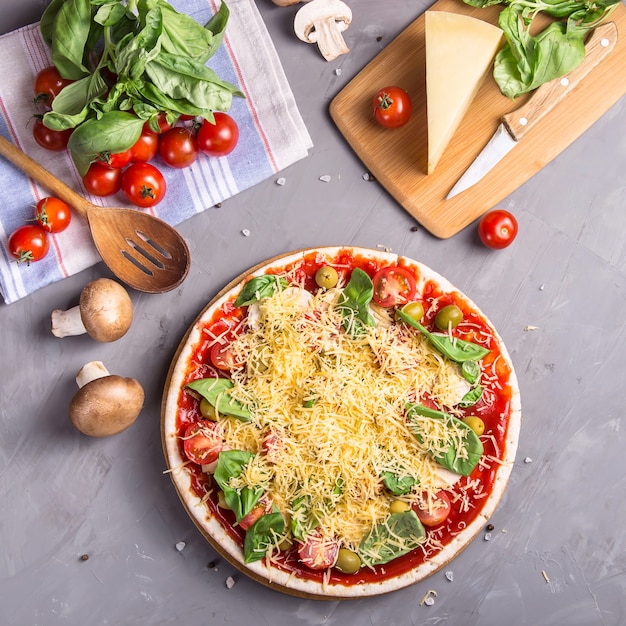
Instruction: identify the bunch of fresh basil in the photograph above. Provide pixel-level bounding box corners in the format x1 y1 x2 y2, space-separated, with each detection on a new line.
39 0 243 173
463 0 620 98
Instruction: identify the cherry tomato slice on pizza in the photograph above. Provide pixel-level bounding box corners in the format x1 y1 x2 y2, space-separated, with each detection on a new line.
239 500 270 530
183 420 223 465
372 266 416 307
298 529 339 570
412 490 452 527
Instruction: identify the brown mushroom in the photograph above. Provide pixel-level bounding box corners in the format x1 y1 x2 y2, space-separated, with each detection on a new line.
51 278 133 342
69 361 144 437
294 0 352 62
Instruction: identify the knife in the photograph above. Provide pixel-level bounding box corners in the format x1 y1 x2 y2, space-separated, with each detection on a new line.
446 21 618 200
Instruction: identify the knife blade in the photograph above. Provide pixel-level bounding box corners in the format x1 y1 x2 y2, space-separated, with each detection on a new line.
446 21 618 200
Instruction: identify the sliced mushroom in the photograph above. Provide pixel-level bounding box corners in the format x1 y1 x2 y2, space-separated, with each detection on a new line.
51 278 133 342
294 0 352 62
69 361 144 437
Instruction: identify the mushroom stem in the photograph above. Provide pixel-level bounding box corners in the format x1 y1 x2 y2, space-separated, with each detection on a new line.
310 17 350 61
51 306 87 338
76 361 110 388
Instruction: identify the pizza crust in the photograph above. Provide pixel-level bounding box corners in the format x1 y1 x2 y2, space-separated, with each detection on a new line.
161 247 521 599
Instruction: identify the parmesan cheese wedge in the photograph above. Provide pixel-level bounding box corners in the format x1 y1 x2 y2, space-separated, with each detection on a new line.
425 12 503 174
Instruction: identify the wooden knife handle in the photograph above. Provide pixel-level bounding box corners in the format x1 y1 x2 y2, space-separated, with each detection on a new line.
502 22 618 141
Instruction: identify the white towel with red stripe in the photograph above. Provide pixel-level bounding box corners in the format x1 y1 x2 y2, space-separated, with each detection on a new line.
0 0 312 304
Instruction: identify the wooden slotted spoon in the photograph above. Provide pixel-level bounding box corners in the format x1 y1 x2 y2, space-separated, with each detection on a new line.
0 136 190 293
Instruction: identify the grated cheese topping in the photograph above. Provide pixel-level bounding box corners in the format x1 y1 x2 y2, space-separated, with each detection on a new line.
207 283 484 554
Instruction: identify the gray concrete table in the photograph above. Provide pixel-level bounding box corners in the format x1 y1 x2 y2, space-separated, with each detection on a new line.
1 1 624 625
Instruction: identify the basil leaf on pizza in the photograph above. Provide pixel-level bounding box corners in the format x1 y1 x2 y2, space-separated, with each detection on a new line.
162 247 521 598
406 403 484 476
234 275 288 307
186 377 251 421
359 510 426 567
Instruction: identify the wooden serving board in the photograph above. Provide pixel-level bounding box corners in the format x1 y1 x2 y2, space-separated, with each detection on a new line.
329 0 626 239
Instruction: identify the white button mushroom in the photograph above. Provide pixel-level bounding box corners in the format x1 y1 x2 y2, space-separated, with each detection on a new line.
51 278 133 342
294 0 352 62
69 361 144 437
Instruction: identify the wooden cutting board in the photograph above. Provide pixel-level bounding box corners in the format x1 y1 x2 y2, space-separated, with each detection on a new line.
329 0 626 239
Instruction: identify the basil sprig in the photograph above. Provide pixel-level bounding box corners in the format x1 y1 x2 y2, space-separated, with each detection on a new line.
358 510 425 567
40 0 243 173
396 307 490 363
406 403 484 476
463 0 619 98
381 471 417 496
186 377 251 421
233 275 288 308
337 268 376 337
213 450 263 522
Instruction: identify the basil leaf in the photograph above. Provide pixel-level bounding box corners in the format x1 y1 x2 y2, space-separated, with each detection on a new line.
459 385 483 408
406 403 483 476
381 471 417 496
186 378 251 422
234 275 288 308
337 268 376 337
290 495 317 541
358 511 425 567
461 360 481 384
244 510 285 563
157 0 217 60
203 1 230 61
49 0 92 79
214 450 263 522
40 0 65 48
396 308 490 363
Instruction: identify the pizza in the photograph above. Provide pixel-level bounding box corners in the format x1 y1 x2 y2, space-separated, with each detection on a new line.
161 247 521 598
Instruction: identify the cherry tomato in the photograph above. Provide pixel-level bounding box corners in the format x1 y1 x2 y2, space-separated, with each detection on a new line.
477 210 518 249
82 162 122 197
182 420 223 465
372 86 412 129
144 112 173 134
239 500 271 530
33 66 73 105
8 224 49 265
97 148 133 169
159 127 198 168
372 266 416 307
298 529 339 570
32 118 72 151
412 491 452 527
121 162 166 207
130 128 159 163
210 340 243 371
34 197 72 233
197 112 239 157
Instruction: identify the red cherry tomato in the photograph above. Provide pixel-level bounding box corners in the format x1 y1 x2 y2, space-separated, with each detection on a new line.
477 210 518 249
239 500 271 530
412 491 452 527
197 112 239 157
97 148 133 169
121 162 166 207
130 128 159 163
143 112 173 134
33 66 73 105
8 224 49 265
372 266 416 307
34 197 72 233
298 529 339 570
32 118 72 151
182 420 223 465
210 340 244 371
82 162 122 197
159 127 198 168
372 86 412 129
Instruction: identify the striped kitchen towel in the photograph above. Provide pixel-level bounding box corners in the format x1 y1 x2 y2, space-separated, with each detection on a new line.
0 0 312 304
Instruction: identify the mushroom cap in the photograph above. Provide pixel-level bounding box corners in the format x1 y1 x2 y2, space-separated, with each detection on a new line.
79 278 133 342
69 375 144 437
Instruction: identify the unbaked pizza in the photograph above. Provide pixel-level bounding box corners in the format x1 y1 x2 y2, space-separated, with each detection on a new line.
161 247 521 598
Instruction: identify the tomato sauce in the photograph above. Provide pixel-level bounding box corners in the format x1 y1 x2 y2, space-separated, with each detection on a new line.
173 249 515 587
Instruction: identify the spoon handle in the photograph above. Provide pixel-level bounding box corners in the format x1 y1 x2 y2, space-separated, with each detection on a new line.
0 135 93 220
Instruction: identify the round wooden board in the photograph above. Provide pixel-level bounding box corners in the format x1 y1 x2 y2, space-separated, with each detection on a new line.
161 246 522 599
